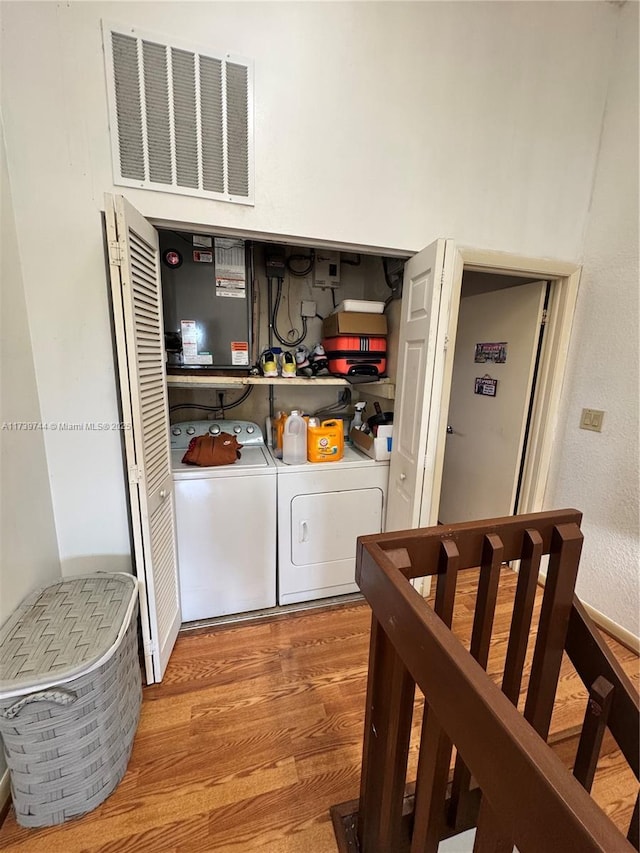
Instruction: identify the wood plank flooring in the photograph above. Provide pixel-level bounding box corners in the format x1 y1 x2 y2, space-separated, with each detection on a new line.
0 569 637 852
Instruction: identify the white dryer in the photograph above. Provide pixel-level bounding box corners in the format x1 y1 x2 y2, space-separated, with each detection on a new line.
270 445 389 605
171 420 276 622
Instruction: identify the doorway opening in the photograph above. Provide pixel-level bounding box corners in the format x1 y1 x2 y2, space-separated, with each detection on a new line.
437 271 552 525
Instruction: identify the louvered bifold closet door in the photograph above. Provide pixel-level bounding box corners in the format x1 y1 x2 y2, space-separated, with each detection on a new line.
105 193 181 684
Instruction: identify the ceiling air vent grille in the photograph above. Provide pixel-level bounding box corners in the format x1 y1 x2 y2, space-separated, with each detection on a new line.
103 23 253 205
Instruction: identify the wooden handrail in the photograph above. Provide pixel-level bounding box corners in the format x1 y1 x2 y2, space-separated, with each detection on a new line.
331 511 638 853
566 596 640 778
359 508 585 578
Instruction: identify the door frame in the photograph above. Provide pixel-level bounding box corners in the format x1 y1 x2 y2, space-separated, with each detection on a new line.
437 277 548 524
424 247 580 528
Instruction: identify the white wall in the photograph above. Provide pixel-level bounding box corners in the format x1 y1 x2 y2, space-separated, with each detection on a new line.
0 122 60 786
0 125 61 624
0 124 60 785
545 1 639 639
1 1 636 635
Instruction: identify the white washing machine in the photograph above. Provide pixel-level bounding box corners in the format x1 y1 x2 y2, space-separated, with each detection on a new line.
270 444 389 605
171 420 276 622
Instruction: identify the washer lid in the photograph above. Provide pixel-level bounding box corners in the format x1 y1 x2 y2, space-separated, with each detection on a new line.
171 445 275 478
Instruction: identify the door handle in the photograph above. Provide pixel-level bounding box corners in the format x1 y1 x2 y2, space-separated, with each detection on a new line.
159 489 169 500
299 520 309 543
400 473 407 481
446 425 454 434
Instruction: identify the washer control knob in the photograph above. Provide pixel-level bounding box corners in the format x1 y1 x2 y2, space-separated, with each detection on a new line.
186 427 196 435
233 425 242 434
209 424 221 435
171 427 182 436
246 426 255 434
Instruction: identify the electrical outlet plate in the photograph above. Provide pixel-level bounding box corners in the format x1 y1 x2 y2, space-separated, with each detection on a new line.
580 408 604 432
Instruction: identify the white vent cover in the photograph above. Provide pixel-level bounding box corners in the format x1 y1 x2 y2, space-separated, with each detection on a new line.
102 22 254 205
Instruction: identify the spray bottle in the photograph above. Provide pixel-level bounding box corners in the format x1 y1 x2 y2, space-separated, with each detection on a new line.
350 402 367 434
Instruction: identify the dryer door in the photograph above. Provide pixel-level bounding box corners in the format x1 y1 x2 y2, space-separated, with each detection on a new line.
288 488 383 599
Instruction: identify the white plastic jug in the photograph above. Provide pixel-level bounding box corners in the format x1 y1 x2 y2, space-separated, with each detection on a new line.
283 410 307 464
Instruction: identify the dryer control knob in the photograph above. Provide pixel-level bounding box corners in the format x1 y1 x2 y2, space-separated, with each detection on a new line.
246 426 255 434
233 425 242 434
186 427 196 435
171 427 182 436
209 425 221 435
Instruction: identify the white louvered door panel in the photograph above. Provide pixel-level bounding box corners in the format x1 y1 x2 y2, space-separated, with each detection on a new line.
102 22 253 205
105 193 181 684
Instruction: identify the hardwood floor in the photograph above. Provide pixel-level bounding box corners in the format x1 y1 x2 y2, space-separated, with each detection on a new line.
1 570 638 852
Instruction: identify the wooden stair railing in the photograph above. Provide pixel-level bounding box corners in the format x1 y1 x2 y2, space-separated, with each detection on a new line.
330 509 639 853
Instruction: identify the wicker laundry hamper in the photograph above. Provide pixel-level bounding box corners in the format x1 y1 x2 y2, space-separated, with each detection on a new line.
0 573 142 827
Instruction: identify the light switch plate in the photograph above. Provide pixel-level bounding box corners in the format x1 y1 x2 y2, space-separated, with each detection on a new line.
580 408 605 432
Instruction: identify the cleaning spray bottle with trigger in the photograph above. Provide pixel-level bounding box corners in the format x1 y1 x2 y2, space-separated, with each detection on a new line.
350 402 366 434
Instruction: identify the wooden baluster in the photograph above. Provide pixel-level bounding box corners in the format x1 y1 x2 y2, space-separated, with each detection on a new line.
524 522 583 738
566 596 640 780
473 801 514 853
573 675 614 792
410 540 459 853
434 538 460 625
627 793 639 850
474 522 583 853
449 533 504 831
463 520 632 853
474 529 544 852
468 534 504 664
357 612 415 853
501 529 543 705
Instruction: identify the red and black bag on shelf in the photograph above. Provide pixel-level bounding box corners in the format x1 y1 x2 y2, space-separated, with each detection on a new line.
322 335 387 377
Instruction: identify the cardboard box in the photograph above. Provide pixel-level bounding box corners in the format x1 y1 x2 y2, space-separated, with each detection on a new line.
322 311 388 338
350 424 393 461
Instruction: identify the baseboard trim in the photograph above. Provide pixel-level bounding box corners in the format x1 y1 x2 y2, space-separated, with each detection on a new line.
0 768 11 827
581 600 640 654
537 571 639 653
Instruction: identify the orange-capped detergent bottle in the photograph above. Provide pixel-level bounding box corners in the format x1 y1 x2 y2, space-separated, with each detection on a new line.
273 411 287 459
307 419 344 463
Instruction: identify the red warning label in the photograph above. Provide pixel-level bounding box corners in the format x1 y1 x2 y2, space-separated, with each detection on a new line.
231 341 249 366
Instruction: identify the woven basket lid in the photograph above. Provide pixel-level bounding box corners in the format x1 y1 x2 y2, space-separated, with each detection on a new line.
0 573 137 699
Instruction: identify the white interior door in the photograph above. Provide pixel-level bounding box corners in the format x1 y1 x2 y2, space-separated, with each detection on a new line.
105 193 181 683
386 239 455 532
438 280 546 524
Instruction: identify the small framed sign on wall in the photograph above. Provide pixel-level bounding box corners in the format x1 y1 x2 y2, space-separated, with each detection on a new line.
475 375 498 397
475 342 507 363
